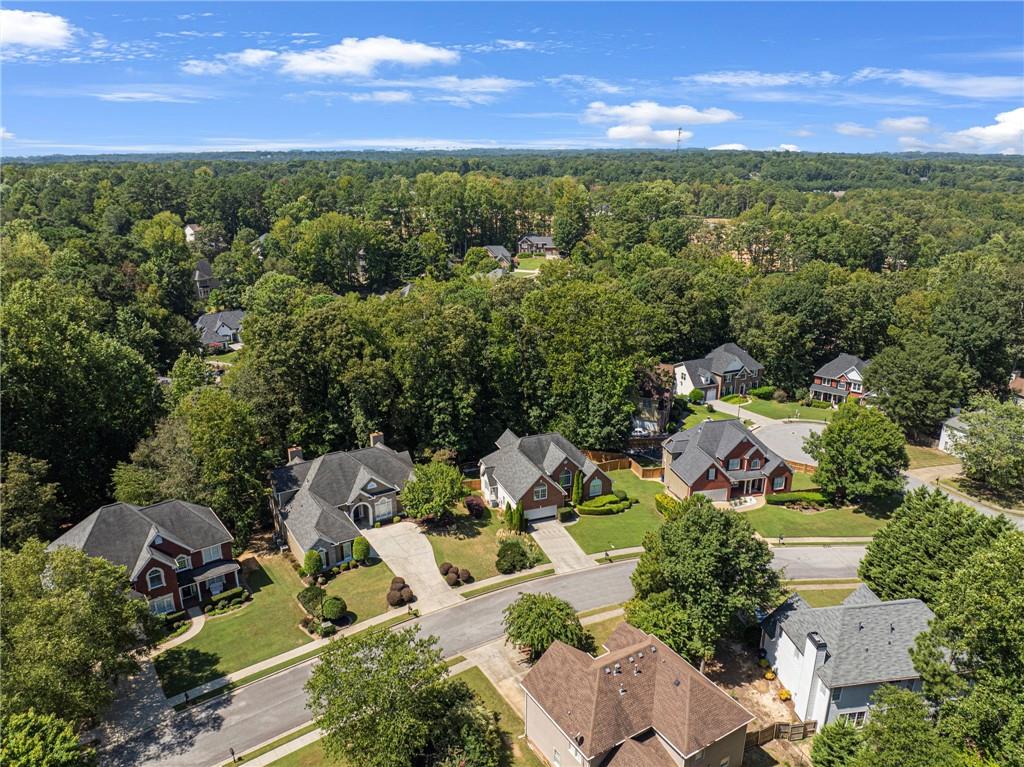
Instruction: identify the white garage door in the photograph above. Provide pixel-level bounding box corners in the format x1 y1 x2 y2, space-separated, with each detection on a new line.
525 505 557 521
698 488 729 502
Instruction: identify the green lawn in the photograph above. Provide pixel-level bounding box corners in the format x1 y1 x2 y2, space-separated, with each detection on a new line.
940 476 1024 512
268 740 334 767
790 471 819 491
208 349 240 364
905 444 959 470
324 558 396 624
454 667 545 767
742 399 834 422
426 504 505 580
746 503 888 538
515 256 551 270
587 614 626 653
720 394 749 404
681 404 738 429
154 556 312 697
797 587 858 607
565 470 664 554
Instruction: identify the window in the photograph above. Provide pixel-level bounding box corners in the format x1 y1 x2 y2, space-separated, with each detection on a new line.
773 476 786 491
146 568 164 590
552 749 561 767
727 458 740 471
559 469 572 488
839 711 867 728
831 687 843 703
174 555 190 572
707 467 717 481
201 545 221 564
589 478 602 497
149 594 175 615
838 381 847 390
751 458 761 470
342 541 353 561
533 484 548 502
851 382 862 393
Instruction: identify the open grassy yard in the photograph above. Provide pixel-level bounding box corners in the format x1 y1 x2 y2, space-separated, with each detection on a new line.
790 471 819 491
324 558 396 624
681 404 737 429
515 256 551 270
746 503 888 538
587 614 626 653
154 555 312 697
742 399 834 422
454 667 546 767
268 740 334 767
426 504 505 580
906 444 959 470
566 470 664 554
208 349 240 364
796 587 858 607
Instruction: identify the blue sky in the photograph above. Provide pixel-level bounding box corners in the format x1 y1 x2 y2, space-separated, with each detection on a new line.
2 2 1022 156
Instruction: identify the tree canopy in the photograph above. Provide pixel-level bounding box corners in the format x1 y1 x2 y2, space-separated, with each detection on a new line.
502 592 595 661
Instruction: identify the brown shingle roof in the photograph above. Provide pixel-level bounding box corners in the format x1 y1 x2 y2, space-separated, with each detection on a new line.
521 624 753 761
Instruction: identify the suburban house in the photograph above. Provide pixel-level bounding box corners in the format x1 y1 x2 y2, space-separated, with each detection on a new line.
483 266 508 282
193 258 220 299
938 414 969 454
184 223 202 243
662 419 792 501
270 436 414 568
810 354 869 405
483 244 514 269
195 309 244 351
672 344 763 402
761 585 933 727
48 500 239 615
479 431 611 521
517 234 561 258
631 365 674 438
1009 370 1024 407
522 622 754 767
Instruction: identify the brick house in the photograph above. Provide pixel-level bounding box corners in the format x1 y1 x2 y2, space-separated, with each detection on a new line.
48 500 239 615
811 354 869 405
479 430 611 521
522 622 754 767
517 234 562 258
483 244 515 269
672 343 764 402
662 419 792 502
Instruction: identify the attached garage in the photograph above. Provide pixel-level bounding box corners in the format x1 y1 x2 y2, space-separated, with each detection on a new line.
524 505 557 521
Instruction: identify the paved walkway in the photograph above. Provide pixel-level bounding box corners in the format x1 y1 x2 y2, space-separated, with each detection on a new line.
529 519 598 573
148 608 206 658
464 639 530 714
363 521 463 610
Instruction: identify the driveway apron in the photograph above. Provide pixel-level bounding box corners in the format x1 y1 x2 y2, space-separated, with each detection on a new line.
362 521 462 611
530 519 598 573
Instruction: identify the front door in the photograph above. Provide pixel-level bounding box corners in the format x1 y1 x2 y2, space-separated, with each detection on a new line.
352 503 371 528
181 583 199 603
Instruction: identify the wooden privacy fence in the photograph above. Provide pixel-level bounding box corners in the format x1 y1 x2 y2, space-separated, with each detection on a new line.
463 478 482 491
745 721 817 750
584 451 662 480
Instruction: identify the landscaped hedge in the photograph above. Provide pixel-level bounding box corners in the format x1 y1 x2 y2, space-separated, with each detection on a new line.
211 586 246 606
750 385 776 400
557 507 574 522
297 584 326 616
655 493 681 517
766 491 829 506
576 494 630 515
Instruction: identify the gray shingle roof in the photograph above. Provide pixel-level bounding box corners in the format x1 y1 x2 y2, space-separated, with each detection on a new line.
663 420 788 486
272 444 414 550
194 310 244 346
48 500 232 577
814 353 868 380
483 245 513 263
764 586 933 688
520 234 555 247
479 431 599 502
703 343 763 376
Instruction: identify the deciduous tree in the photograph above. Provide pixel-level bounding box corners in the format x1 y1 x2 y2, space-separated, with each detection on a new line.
954 395 1024 496
0 453 63 549
503 592 594 661
399 461 467 523
811 718 863 767
0 710 97 767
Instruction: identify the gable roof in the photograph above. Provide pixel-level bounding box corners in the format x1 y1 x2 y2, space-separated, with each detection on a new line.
479 431 601 502
194 258 216 281
522 624 753 761
48 500 232 578
814 353 868 380
662 419 789 486
519 234 555 247
271 444 414 550
673 343 762 383
764 586 933 688
194 310 244 345
483 245 513 263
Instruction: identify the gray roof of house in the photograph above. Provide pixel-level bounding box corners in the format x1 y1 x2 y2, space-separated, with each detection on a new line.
271 444 414 550
662 419 788 486
484 267 507 281
479 431 600 502
194 258 215 281
520 234 555 247
194 310 244 345
814 353 868 380
48 500 232 577
764 586 934 688
483 245 513 262
943 415 968 432
674 343 762 382
810 383 850 397
676 360 717 389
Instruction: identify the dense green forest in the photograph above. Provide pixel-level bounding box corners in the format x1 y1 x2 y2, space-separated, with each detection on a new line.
2 150 1022 542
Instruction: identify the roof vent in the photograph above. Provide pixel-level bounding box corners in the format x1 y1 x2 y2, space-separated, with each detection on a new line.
618 684 626 696
858 622 865 631
650 646 657 653
673 679 681 687
613 662 622 674
633 665 641 676
890 623 895 633
604 666 611 674
638 651 644 659
628 656 635 663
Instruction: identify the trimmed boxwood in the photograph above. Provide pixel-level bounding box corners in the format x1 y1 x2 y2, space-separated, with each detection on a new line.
211 586 245 605
386 589 404 607
322 596 347 621
750 385 775 400
439 562 453 576
557 507 574 522
576 494 630 515
766 490 829 505
445 571 460 586
297 584 326 616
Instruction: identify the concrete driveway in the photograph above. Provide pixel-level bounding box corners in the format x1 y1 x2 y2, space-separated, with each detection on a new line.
362 521 462 611
754 421 825 466
530 519 598 573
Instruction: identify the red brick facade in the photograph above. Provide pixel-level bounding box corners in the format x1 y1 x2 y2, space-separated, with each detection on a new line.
133 539 237 612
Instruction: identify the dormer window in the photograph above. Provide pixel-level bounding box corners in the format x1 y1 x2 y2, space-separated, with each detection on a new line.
727 458 740 471
147 568 165 590
175 555 190 572
751 458 761 470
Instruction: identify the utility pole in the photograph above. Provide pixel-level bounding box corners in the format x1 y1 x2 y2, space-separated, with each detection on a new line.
676 127 682 152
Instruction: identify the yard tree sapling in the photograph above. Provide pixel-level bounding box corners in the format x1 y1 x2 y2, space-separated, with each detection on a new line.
302 549 322 577
352 536 370 563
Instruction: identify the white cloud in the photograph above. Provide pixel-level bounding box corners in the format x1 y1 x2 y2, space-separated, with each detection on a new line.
946 107 1024 153
93 91 201 104
1 127 14 140
182 48 280 75
835 122 877 137
709 143 748 150
366 75 527 105
279 36 458 77
776 144 801 152
683 70 841 88
606 124 687 145
879 116 930 133
584 100 738 126
347 90 413 103
851 67 1022 98
176 12 214 20
545 74 624 95
0 9 74 49
792 128 814 137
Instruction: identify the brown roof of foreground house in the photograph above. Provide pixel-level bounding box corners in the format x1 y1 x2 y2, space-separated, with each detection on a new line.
521 624 753 762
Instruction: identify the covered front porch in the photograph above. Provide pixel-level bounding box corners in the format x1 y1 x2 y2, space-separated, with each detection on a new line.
178 561 241 610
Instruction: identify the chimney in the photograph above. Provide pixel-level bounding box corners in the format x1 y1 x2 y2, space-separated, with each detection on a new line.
369 431 385 448
287 445 304 464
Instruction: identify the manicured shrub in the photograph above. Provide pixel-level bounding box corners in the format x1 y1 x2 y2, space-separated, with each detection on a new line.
439 562 453 576
445 571 460 586
655 493 681 518
758 658 770 668
458 568 471 582
331 566 340 576
320 623 337 637
322 596 346 621
352 536 370 563
764 671 776 681
613 489 627 501
688 389 705 404
772 389 788 402
298 584 327 616
302 549 323 576
705 402 715 412
350 561 359 569
765 491 828 506
391 576 406 589
342 561 351 571
811 400 831 409
557 507 574 522
750 385 775 400
386 589 404 607
400 586 414 602
211 586 245 605
373 522 381 528
496 537 530 574
465 495 486 519
778 689 791 701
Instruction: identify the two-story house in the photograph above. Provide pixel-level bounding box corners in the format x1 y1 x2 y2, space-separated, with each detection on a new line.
48 500 239 615
193 258 220 299
810 354 869 405
517 234 561 258
483 244 515 269
631 365 674 438
270 435 414 569
479 430 611 521
522 622 754 767
672 344 764 402
662 419 792 502
194 309 244 351
761 585 933 727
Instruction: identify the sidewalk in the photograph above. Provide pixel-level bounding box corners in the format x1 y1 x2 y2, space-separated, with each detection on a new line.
761 535 873 546
230 725 324 767
530 519 598 573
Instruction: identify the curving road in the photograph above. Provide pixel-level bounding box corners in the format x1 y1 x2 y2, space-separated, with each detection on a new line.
105 547 863 767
